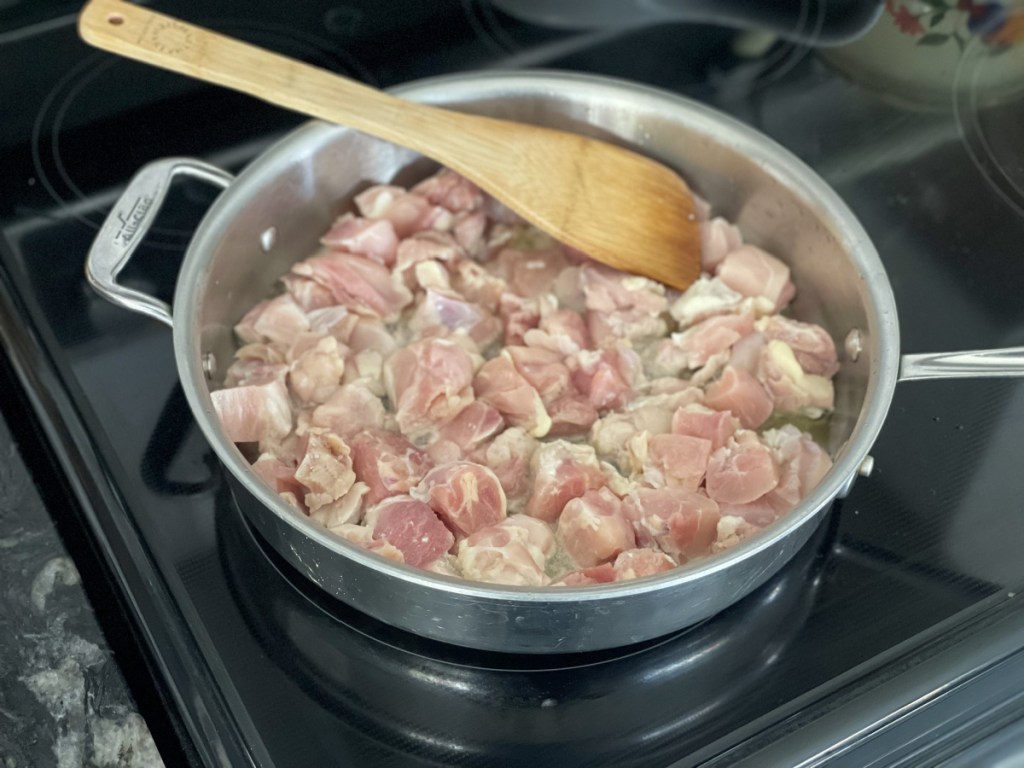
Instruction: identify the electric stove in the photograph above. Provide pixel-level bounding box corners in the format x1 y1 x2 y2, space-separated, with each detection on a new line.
2 2 1024 765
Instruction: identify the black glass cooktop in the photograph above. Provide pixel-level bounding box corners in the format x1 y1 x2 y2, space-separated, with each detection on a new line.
2 1 1024 766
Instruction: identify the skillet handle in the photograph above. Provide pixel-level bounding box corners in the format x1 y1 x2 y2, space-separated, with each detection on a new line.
85 157 234 327
899 347 1024 382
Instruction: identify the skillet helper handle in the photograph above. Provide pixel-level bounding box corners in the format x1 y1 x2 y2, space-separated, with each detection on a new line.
85 157 234 327
899 347 1024 382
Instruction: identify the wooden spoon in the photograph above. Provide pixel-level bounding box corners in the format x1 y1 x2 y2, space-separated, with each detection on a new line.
78 0 701 290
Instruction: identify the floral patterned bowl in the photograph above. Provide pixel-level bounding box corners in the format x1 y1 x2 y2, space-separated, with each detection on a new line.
822 0 1024 108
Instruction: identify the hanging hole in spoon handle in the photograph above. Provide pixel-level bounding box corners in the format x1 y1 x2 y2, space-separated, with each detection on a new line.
898 347 1024 382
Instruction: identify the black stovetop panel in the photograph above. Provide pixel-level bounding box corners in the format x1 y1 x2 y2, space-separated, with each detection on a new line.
2 2 1024 765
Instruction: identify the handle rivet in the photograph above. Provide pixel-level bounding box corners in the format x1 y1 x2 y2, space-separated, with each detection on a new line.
844 328 863 362
260 226 277 253
202 353 217 379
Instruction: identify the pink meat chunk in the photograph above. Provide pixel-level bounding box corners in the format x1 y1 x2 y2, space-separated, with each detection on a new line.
473 352 551 437
414 462 508 538
660 310 756 372
624 487 721 560
558 487 636 568
703 365 774 430
456 520 550 587
384 338 476 439
553 564 617 586
526 440 606 522
332 523 405 563
394 231 465 282
761 425 833 513
498 293 541 346
294 429 357 513
757 315 838 377
409 287 502 347
712 515 764 553
251 452 304 500
309 482 369 530
453 261 507 313
668 276 748 329
282 274 336 312
671 404 738 451
645 433 713 492
366 496 454 568
235 294 310 346
613 549 677 580
498 246 572 298
582 265 668 346
718 499 778 527
705 432 780 505
354 184 453 237
436 401 504 453
506 346 573 406
546 395 599 437
453 210 487 256
756 340 835 417
524 308 592 355
349 429 433 506
717 245 796 311
411 168 484 213
310 381 386 436
468 427 538 510
211 367 292 444
570 349 633 412
287 333 346 404
320 213 399 267
701 216 744 273
292 251 412 321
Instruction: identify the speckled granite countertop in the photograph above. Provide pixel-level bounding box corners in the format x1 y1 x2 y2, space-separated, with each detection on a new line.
0 410 164 768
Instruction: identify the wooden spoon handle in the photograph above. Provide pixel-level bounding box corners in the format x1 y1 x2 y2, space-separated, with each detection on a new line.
78 0 468 157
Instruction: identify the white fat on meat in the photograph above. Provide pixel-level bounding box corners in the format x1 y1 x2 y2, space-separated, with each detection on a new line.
468 427 538 512
760 425 833 513
671 404 739 451
235 293 311 346
286 333 346 405
703 365 774 430
349 429 432 506
457 516 553 587
756 340 835 418
628 432 712 492
331 522 405 563
612 548 677 580
583 265 669 348
756 315 839 378
294 429 357 513
355 184 453 237
409 287 502 348
701 216 744 273
310 381 386 437
411 168 484 213
292 251 413 321
557 488 636 568
667 276 745 329
711 515 762 554
309 482 369 530
384 337 476 441
717 245 795 312
624 487 720 560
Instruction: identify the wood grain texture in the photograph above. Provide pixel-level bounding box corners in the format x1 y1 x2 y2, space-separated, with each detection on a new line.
79 0 701 289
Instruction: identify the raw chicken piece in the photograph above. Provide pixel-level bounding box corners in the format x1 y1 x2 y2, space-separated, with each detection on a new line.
757 315 839 378
320 213 399 267
546 395 599 437
349 429 432 506
436 401 504 453
671 404 738 451
583 265 668 347
306 305 359 342
342 350 386 396
711 515 763 554
756 340 835 417
703 365 774 430
498 292 541 346
668 276 746 329
667 310 756 371
570 349 633 411
506 346 573 405
355 184 453 237
502 514 556 562
726 331 766 374
717 245 795 311
282 274 336 312
309 482 369 530
384 337 476 440
453 210 487 256
553 564 617 586
292 251 412 321
498 246 572 298
452 260 507 313
523 308 591 355
411 168 484 212
310 381 386 436
211 366 292 444
705 431 779 505
717 499 778 527
760 425 833 513
552 265 586 313
365 495 455 568
469 427 538 511
294 429 357 513
612 549 677 580
634 433 713 492
394 231 465 281
473 352 551 437
346 318 398 356
456 519 551 587
251 452 304 500
414 462 507 538
526 440 606 522
624 487 720 560
223 347 286 389
235 293 310 346
701 216 744 273
558 488 636 568
332 523 406 563
590 395 690 472
409 288 502 347
425 554 462 578
287 333 346 404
